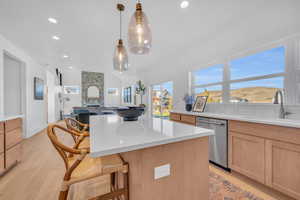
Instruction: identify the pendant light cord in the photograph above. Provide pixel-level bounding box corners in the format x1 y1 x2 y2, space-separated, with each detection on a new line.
119 9 122 39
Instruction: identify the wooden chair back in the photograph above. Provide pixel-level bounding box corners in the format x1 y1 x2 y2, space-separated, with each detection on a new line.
47 124 88 179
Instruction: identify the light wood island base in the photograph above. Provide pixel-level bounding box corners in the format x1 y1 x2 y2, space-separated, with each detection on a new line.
121 136 209 200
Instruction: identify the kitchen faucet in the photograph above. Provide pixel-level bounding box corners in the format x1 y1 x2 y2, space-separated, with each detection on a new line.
273 90 291 119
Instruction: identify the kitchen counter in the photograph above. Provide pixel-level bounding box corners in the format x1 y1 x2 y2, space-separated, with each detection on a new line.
171 110 300 128
0 115 23 122
90 115 213 200
89 115 214 157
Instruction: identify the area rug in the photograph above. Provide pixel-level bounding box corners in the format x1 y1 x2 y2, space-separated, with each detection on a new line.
210 172 264 200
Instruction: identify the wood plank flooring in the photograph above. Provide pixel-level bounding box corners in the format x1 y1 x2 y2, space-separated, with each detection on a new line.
0 126 295 200
0 128 110 200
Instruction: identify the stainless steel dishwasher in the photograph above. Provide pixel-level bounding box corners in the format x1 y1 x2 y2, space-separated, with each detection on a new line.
196 117 229 170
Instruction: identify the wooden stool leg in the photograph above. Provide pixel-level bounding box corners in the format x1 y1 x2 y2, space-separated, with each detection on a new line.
59 188 69 200
124 171 129 200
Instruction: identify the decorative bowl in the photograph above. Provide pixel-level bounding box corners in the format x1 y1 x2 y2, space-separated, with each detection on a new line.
116 106 145 121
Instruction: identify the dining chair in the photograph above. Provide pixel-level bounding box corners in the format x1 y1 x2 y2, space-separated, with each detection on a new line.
47 124 129 200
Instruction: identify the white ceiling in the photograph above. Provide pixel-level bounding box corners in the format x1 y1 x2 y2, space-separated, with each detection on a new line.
0 0 300 73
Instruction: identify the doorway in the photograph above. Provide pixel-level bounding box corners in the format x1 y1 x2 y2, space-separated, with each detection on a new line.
151 81 173 118
46 71 56 123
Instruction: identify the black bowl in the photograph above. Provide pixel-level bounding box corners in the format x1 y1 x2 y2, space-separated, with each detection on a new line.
116 107 145 121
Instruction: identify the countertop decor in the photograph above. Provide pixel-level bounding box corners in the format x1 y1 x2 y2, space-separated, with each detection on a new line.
116 106 145 121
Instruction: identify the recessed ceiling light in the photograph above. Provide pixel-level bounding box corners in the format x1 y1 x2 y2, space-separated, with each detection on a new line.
68 66 73 69
180 0 189 8
62 54 69 58
52 35 60 40
48 17 58 24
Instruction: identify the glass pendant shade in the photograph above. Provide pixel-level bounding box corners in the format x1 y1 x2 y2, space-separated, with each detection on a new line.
128 3 152 54
113 39 129 72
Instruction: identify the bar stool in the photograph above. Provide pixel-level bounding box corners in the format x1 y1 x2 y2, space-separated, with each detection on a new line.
47 124 129 200
65 118 90 149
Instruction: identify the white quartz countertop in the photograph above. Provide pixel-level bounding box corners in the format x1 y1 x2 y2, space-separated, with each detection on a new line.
171 110 300 128
89 115 214 157
0 115 23 122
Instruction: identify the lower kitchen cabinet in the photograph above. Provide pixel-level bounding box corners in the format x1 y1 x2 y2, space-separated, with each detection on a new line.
229 120 300 200
229 132 265 184
0 153 4 174
0 118 22 176
265 140 300 199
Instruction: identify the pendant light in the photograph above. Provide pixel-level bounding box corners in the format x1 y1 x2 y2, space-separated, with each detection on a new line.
128 0 152 54
113 3 129 72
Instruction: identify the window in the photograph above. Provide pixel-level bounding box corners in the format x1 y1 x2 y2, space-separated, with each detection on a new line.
229 47 285 103
191 46 286 104
123 87 132 103
193 64 224 103
194 85 223 103
230 47 285 80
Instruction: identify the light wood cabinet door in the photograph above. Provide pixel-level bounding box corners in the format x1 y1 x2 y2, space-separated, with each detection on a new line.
0 153 4 174
266 140 300 199
0 133 3 154
229 132 265 184
6 144 22 169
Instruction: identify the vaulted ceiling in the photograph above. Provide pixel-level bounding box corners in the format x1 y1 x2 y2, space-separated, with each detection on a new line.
0 0 300 73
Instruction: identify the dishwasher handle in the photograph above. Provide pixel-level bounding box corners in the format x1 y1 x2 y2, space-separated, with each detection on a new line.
197 121 225 126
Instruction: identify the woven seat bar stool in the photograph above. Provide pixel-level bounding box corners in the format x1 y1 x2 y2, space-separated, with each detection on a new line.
65 118 90 149
47 124 129 200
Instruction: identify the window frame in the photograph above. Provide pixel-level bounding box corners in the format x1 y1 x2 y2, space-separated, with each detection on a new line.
191 44 288 104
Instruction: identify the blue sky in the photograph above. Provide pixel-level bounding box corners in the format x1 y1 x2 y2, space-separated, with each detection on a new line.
194 46 285 89
153 81 174 95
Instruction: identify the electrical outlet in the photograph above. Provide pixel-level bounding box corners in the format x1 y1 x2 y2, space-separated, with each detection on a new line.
154 164 171 180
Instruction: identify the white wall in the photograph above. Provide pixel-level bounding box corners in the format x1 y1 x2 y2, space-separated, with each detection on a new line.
62 68 122 114
0 34 48 138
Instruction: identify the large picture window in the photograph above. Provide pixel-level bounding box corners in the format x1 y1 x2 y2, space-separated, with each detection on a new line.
192 46 285 104
193 64 224 103
229 47 285 103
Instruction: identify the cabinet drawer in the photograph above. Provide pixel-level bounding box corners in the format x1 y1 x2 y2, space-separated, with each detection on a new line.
229 120 300 145
0 122 4 134
5 118 22 132
181 114 196 125
170 113 181 121
6 128 22 149
0 134 4 154
6 144 21 169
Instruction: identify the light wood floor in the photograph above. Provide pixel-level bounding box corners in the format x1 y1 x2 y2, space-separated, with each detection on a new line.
0 127 295 200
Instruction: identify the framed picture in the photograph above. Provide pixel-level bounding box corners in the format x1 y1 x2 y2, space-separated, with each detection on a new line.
192 96 208 112
34 77 44 100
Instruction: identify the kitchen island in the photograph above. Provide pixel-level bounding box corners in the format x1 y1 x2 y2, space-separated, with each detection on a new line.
90 115 214 200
